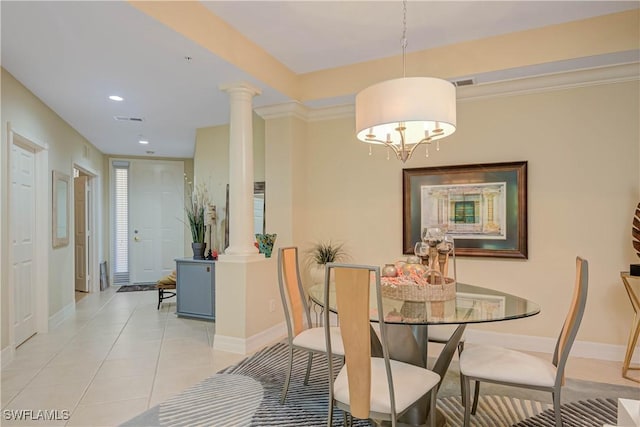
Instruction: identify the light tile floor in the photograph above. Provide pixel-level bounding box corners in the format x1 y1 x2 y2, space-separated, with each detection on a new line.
1 287 638 426
1 287 245 426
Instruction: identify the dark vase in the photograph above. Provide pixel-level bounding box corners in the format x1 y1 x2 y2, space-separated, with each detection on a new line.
191 242 206 260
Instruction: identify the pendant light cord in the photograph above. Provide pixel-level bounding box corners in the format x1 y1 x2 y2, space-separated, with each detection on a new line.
402 0 407 78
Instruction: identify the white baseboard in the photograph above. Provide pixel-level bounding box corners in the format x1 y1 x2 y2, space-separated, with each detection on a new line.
465 329 640 363
212 323 638 363
1 345 15 368
48 301 76 330
214 322 286 355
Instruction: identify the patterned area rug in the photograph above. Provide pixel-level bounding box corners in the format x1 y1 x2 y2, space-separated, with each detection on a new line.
512 398 618 427
116 283 157 293
121 342 620 427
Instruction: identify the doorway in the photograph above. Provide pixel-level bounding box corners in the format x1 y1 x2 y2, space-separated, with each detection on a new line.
129 160 184 283
7 126 49 349
74 169 90 293
110 159 184 285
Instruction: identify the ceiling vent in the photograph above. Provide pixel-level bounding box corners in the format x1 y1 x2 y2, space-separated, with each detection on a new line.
452 78 475 87
114 116 144 122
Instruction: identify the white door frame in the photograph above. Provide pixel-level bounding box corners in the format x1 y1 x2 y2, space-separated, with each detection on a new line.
73 163 100 293
6 123 49 355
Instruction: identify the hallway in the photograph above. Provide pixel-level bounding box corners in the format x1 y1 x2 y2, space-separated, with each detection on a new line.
1 288 244 426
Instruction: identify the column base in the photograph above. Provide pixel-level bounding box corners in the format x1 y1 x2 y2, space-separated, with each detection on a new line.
214 256 283 354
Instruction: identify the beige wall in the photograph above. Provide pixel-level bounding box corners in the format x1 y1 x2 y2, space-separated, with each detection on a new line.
264 114 309 248
260 80 638 348
1 68 106 350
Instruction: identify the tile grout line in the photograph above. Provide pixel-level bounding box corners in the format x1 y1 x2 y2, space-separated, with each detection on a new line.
146 303 172 410
64 292 147 426
2 289 120 411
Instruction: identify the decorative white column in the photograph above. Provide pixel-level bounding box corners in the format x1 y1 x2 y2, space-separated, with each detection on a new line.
219 82 262 259
214 84 284 355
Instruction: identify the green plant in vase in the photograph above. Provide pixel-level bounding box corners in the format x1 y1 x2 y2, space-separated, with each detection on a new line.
306 241 348 285
185 178 209 259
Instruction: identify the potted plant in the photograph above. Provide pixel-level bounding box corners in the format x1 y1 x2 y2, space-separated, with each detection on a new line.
185 180 209 259
306 241 348 285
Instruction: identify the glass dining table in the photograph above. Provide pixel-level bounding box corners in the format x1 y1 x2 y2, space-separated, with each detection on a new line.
307 280 541 426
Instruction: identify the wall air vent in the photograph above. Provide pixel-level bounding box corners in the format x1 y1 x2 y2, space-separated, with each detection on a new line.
114 116 144 122
452 78 475 87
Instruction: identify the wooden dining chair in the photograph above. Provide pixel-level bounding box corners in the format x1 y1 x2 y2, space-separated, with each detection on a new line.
277 247 344 404
459 256 588 427
324 263 441 427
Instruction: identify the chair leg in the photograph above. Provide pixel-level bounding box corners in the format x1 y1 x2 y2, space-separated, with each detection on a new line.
429 385 438 427
157 289 162 310
341 410 349 427
281 346 294 404
303 352 314 385
458 341 465 405
552 389 562 427
471 380 480 415
462 375 471 427
327 399 334 427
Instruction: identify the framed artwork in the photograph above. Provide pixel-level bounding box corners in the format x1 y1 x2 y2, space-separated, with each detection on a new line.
402 161 528 258
52 170 70 248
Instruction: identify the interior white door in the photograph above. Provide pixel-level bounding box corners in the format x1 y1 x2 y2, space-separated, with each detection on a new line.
74 175 88 292
11 144 37 345
129 160 184 283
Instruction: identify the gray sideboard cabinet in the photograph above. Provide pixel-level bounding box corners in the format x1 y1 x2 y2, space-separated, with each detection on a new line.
175 258 215 320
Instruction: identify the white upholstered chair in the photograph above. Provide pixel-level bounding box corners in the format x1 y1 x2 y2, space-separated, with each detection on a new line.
324 263 441 427
459 256 588 427
277 247 344 404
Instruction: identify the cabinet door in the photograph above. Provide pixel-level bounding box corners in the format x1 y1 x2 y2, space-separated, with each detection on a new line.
177 262 213 318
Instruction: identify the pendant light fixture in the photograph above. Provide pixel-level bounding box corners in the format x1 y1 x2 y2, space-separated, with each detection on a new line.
355 0 457 163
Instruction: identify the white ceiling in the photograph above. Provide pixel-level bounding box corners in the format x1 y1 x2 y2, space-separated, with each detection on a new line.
2 1 638 158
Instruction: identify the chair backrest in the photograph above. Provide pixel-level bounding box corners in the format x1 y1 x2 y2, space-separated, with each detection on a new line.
325 263 396 421
553 256 588 385
277 247 312 339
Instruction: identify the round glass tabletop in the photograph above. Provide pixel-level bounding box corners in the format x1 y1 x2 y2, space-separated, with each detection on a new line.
307 281 540 325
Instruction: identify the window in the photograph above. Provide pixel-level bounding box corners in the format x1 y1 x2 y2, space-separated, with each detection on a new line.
112 161 129 284
454 201 476 224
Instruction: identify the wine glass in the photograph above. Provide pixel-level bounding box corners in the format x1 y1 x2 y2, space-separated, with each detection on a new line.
424 227 444 247
437 234 454 254
414 241 428 258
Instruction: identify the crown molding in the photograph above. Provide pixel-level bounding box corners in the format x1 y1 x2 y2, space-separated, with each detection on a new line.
254 102 309 121
307 104 354 122
457 62 639 102
255 62 639 121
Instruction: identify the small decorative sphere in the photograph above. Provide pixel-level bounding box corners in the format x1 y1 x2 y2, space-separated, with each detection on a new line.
382 264 398 277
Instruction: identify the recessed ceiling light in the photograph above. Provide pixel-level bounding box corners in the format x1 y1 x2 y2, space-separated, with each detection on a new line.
109 95 124 101
138 139 149 145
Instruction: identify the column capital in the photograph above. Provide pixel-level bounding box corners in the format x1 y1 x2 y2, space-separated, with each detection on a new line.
219 81 262 97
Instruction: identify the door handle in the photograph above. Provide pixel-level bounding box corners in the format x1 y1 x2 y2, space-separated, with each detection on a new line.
134 236 140 242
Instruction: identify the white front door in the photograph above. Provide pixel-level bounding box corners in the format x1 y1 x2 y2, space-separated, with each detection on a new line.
129 160 184 283
74 175 88 292
11 144 37 345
